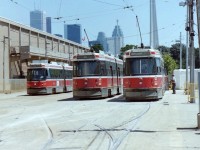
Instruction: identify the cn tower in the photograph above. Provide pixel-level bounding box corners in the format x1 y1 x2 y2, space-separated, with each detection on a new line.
150 0 159 49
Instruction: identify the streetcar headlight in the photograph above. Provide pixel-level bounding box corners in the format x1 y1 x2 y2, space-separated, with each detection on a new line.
99 79 101 86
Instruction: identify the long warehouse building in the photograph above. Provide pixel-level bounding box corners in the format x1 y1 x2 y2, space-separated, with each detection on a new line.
0 17 89 93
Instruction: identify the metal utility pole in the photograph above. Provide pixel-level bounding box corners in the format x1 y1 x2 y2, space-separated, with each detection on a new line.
196 0 200 128
179 1 189 94
197 0 200 67
189 0 195 103
180 32 183 69
186 1 189 94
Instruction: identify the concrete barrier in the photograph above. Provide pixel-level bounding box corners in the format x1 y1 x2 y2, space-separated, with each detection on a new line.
0 79 26 93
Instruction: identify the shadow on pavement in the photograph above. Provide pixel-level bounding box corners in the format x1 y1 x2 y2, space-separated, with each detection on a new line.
177 127 199 131
107 95 159 103
58 97 106 102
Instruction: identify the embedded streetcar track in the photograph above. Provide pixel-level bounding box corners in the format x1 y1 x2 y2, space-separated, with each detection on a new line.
0 93 154 150
109 103 151 150
48 101 151 150
69 102 151 150
40 116 54 150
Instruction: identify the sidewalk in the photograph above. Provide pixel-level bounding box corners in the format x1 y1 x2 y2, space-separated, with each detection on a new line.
162 90 200 149
164 90 199 127
0 91 27 100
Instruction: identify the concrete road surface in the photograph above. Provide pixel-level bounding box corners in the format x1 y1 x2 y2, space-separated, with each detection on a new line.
0 90 199 150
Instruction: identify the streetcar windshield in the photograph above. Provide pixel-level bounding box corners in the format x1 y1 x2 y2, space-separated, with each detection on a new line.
73 61 101 77
27 68 47 81
125 58 157 76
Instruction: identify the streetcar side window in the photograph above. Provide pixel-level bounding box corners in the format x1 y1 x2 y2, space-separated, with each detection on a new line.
118 67 120 77
106 61 111 76
66 70 72 79
156 58 161 75
49 69 62 79
46 69 50 79
100 61 106 76
110 66 113 76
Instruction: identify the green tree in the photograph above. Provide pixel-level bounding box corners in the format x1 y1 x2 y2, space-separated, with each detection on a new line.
90 44 103 53
163 53 177 75
119 44 136 59
169 43 186 69
158 45 170 54
121 44 135 53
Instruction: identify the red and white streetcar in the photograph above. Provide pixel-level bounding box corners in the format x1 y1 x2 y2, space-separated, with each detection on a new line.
27 60 73 95
123 48 168 100
72 51 123 99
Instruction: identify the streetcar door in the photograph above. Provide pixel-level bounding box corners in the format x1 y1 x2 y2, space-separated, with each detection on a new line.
110 66 113 86
115 59 119 87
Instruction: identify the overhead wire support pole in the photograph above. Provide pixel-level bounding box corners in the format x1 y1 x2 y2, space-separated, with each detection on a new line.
196 0 200 128
186 1 189 95
179 1 190 94
189 0 195 103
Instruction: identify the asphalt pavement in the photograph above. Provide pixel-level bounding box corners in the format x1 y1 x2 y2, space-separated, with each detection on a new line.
0 90 200 150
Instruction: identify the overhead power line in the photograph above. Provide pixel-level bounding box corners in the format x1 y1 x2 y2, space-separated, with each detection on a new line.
92 0 123 7
9 0 31 11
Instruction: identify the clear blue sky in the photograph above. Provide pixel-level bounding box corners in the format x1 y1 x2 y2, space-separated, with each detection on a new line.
0 0 198 47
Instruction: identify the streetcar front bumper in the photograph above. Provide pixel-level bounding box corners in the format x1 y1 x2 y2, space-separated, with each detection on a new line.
123 88 161 100
27 88 47 95
73 88 102 99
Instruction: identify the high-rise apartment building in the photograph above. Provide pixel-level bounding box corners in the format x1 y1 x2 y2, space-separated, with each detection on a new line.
64 24 81 44
30 10 46 31
46 17 51 33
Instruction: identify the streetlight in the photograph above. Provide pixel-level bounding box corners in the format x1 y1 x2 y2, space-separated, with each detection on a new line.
175 32 183 69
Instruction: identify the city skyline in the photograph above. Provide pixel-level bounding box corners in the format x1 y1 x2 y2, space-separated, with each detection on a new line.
90 21 124 56
64 24 82 44
30 10 46 31
0 0 198 48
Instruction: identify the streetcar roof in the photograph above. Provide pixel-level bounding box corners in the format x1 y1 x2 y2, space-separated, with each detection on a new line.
72 51 123 64
123 48 162 58
28 60 72 70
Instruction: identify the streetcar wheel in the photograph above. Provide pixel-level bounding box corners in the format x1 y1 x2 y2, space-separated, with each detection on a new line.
63 87 67 93
108 89 112 97
117 87 120 95
52 88 56 94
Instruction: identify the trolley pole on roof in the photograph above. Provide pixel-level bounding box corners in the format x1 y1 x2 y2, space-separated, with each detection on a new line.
136 16 144 48
84 29 91 48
